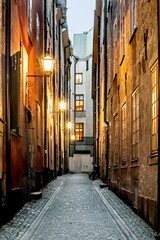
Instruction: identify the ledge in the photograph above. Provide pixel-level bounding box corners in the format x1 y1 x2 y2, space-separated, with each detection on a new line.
120 55 125 66
113 163 119 170
113 73 117 82
148 152 158 165
76 111 86 117
129 28 138 44
131 158 138 163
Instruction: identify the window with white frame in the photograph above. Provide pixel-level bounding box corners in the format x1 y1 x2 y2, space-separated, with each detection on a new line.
75 123 84 141
37 102 41 147
76 73 83 84
113 18 118 78
120 0 125 59
121 103 127 160
151 61 158 153
114 115 118 165
132 88 139 159
28 0 32 39
130 0 136 37
108 44 111 88
36 13 40 58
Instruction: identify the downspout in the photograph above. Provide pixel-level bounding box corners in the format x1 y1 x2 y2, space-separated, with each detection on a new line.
52 0 56 178
59 20 62 175
97 16 100 171
157 0 160 236
93 63 97 165
104 0 109 182
44 0 47 184
73 56 78 153
64 44 70 172
5 0 11 204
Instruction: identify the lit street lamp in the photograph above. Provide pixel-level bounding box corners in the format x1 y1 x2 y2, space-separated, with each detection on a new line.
67 121 72 129
43 55 54 74
59 100 66 110
71 134 75 141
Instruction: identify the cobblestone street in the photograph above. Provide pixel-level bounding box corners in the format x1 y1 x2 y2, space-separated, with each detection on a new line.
0 174 156 240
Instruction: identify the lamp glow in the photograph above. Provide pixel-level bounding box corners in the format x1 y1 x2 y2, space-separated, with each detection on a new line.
43 55 54 73
60 101 66 110
68 122 72 129
71 134 75 141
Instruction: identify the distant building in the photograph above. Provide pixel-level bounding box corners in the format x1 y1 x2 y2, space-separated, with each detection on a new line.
69 29 93 173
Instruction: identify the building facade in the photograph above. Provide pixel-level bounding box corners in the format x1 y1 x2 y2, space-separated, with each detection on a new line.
92 0 159 230
0 0 70 224
69 29 93 173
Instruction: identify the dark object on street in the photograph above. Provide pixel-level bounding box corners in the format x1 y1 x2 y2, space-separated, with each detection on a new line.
155 234 160 239
100 184 108 188
30 192 42 200
89 164 99 180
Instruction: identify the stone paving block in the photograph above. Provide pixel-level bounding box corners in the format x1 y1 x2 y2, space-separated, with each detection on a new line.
0 174 156 240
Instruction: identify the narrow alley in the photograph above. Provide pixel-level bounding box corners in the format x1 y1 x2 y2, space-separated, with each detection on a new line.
1 0 160 239
0 174 155 240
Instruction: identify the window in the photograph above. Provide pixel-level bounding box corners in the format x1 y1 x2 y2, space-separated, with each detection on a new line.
37 102 41 147
121 103 127 160
114 115 118 165
76 73 83 84
11 50 22 135
130 0 136 37
75 123 84 141
113 18 118 78
108 44 111 88
76 95 84 111
86 60 89 71
36 13 40 58
120 0 125 59
132 88 139 159
28 0 32 39
151 61 158 153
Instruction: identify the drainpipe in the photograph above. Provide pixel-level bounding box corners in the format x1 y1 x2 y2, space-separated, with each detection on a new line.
97 16 100 172
73 55 78 154
52 0 57 178
93 63 97 165
44 0 47 184
64 44 70 172
157 0 160 236
5 0 11 204
58 20 62 175
104 0 109 183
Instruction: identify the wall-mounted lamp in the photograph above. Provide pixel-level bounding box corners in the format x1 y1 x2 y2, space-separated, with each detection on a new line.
43 55 55 74
67 121 72 129
71 134 75 141
26 54 54 87
59 101 66 110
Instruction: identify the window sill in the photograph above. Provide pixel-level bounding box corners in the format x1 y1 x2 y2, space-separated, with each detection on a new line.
121 160 126 165
129 28 137 44
113 73 117 82
130 158 139 168
148 152 158 165
120 55 125 66
11 129 19 137
76 83 83 85
131 158 138 163
0 118 5 124
113 163 119 169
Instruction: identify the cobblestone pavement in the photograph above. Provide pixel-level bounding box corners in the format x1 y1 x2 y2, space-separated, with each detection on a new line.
0 174 156 240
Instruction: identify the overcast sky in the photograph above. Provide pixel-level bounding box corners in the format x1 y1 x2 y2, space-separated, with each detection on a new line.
67 0 95 43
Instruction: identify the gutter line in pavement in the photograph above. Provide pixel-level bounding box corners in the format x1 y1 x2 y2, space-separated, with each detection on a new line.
93 184 138 240
21 181 64 240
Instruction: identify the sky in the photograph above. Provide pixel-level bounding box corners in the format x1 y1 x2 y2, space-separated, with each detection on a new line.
67 0 95 43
